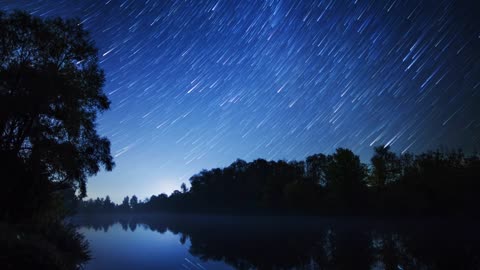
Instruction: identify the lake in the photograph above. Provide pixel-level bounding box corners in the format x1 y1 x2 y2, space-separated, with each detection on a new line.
73 215 480 270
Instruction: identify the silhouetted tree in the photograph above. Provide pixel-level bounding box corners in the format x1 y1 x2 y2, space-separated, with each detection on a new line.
104 196 115 212
324 148 368 211
130 195 138 210
369 145 400 189
0 11 113 269
121 196 130 211
306 153 330 185
180 183 188 193
0 11 113 222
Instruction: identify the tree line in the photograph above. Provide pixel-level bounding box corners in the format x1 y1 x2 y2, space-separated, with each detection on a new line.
79 195 140 213
80 146 480 216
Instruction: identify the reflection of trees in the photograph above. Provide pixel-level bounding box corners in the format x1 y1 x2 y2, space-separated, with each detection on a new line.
75 215 480 270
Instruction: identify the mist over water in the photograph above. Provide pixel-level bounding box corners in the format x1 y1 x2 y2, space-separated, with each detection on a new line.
75 215 480 270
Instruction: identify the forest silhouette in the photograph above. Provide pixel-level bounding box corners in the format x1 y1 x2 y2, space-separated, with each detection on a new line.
81 146 480 216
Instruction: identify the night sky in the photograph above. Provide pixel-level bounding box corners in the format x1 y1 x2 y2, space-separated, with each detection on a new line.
2 0 479 203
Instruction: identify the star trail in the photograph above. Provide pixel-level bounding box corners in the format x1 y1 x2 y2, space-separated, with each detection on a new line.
2 0 479 202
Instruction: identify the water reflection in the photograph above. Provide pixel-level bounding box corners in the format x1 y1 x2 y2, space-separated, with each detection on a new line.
74 215 480 270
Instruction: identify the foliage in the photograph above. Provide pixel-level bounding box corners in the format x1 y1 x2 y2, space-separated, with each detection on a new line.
0 11 113 269
0 11 113 222
81 147 480 216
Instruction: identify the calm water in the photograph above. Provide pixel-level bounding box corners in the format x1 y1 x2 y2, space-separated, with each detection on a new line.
74 215 480 270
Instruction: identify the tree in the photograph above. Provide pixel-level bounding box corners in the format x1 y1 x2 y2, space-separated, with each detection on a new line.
0 11 113 221
121 196 130 211
369 145 400 188
180 183 188 193
130 195 138 210
306 153 330 185
325 148 368 209
104 195 115 211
